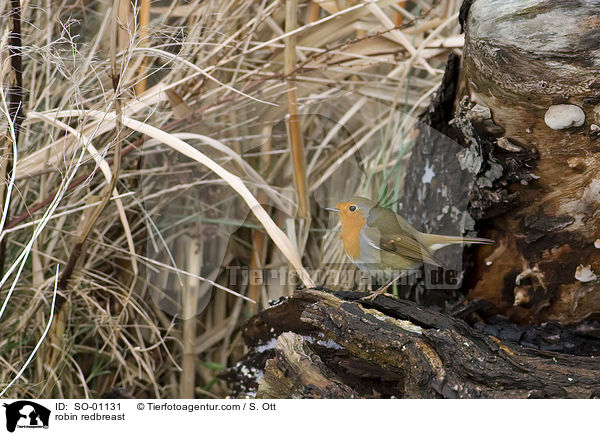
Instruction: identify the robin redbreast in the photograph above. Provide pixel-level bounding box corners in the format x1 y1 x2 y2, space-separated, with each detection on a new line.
327 196 493 300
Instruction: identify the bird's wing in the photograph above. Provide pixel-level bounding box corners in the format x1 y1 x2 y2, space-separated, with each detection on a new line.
365 207 440 267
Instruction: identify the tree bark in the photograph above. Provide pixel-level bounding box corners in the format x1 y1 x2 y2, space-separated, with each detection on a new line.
222 289 600 398
400 0 600 324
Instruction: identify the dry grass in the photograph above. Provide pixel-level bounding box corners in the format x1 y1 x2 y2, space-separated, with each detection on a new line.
0 0 462 398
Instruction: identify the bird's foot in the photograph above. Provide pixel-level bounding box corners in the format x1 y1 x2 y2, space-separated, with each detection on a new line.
359 287 391 302
359 275 401 302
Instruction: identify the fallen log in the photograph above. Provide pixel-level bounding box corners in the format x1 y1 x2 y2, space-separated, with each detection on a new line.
223 289 600 398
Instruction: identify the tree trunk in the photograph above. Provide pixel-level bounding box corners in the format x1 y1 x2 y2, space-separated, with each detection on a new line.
222 290 600 398
400 0 600 324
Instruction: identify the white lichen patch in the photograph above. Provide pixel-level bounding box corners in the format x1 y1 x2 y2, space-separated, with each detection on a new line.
316 338 344 350
544 104 585 130
302 335 344 350
421 159 435 184
365 308 423 335
594 239 600 249
235 361 264 384
396 320 423 335
575 264 597 283
254 337 277 353
457 145 484 174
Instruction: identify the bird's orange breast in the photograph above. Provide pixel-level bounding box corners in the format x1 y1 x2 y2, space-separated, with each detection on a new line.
339 213 366 260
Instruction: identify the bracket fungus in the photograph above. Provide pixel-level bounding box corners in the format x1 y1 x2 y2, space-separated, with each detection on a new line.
544 104 585 130
575 264 597 283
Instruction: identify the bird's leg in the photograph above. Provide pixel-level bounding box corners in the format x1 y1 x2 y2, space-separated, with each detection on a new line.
360 274 401 302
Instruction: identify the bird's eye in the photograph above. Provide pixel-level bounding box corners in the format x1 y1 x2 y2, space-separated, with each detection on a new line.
349 205 357 212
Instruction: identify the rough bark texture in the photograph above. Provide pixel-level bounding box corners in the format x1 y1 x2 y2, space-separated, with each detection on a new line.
401 0 600 324
222 289 600 398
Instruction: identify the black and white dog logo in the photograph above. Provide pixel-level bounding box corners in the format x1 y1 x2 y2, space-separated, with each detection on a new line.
3 401 50 432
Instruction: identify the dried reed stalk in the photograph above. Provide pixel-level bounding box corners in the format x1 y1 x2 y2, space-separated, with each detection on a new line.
285 0 310 220
135 0 151 94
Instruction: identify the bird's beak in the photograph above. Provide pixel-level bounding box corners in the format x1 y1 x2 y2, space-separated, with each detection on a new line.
325 207 339 213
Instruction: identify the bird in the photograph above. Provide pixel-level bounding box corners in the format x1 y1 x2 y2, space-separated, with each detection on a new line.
327 196 493 300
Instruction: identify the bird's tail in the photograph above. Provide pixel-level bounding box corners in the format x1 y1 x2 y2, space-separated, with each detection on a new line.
419 233 494 252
